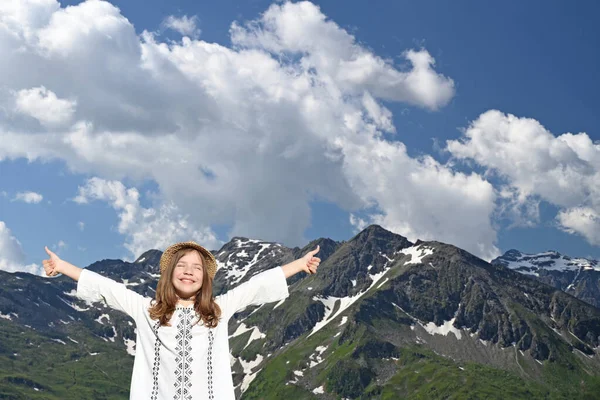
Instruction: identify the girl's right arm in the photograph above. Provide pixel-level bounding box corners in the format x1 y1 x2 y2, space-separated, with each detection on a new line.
43 246 146 321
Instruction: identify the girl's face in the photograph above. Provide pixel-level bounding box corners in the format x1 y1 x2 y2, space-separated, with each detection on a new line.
171 250 204 299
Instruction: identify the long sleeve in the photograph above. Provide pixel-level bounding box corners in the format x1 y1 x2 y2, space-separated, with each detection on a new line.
217 267 289 321
76 269 148 322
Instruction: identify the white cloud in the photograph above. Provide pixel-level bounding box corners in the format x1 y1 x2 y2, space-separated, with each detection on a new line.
74 177 221 259
13 191 43 203
349 214 368 232
447 110 600 246
557 207 600 246
73 177 140 233
14 86 76 127
0 221 43 275
230 1 455 110
78 221 84 231
161 15 200 39
341 138 499 260
0 1 509 261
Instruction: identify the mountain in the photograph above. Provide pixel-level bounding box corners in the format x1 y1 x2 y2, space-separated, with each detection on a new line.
492 249 600 308
1 226 600 399
240 228 600 399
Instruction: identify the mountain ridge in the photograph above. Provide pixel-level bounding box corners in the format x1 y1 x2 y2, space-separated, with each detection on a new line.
1 226 600 399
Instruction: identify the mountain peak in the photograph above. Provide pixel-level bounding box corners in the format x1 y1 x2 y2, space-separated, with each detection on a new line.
362 224 388 233
134 249 162 265
352 224 410 244
304 237 339 248
229 236 251 242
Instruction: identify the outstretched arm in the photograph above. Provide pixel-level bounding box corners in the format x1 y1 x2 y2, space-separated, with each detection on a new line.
218 246 321 321
42 246 146 321
43 246 82 281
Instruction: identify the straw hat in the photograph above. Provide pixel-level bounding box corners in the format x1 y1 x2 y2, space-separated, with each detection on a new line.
159 241 218 278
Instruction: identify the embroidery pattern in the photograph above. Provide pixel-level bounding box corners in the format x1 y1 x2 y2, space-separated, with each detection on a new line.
150 320 162 400
174 309 194 400
207 329 214 400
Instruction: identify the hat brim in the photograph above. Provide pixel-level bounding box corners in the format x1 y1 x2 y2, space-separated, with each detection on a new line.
159 241 217 278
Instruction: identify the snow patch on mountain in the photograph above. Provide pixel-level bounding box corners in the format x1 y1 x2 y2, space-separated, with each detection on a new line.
95 313 110 324
124 336 136 356
400 245 434 265
230 323 266 349
309 265 392 337
0 312 18 320
309 345 328 367
392 302 462 340
313 386 324 394
423 317 462 339
239 354 264 392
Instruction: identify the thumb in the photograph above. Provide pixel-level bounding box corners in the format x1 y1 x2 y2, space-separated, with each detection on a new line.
45 246 55 258
310 245 320 255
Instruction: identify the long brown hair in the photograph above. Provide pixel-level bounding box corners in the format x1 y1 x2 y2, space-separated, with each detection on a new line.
149 248 221 328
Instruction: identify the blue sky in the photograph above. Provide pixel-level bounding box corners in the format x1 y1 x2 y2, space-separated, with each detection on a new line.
1 0 599 273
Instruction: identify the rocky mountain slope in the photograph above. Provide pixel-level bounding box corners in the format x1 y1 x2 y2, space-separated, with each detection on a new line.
1 226 600 399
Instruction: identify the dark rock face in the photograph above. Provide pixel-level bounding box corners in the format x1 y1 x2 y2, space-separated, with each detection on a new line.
283 301 326 343
326 359 375 398
318 225 412 298
352 339 400 359
384 242 600 361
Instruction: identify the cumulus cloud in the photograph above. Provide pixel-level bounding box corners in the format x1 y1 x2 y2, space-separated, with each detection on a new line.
342 138 499 260
161 15 200 38
0 0 508 260
557 207 600 246
14 86 76 127
78 221 85 231
447 110 600 246
230 1 455 110
0 221 43 275
349 214 368 232
74 177 221 259
13 191 43 203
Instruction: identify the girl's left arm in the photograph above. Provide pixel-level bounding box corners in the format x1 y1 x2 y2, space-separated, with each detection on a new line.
218 246 320 321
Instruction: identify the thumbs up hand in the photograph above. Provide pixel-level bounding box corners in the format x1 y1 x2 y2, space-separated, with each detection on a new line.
43 246 63 277
301 245 321 275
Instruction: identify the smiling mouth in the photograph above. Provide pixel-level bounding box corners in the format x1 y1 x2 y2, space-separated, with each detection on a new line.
180 279 195 284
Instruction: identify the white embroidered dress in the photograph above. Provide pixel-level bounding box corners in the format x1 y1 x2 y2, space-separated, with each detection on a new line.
76 267 289 400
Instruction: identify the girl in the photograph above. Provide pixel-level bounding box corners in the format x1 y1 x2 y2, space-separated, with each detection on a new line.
43 241 320 400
